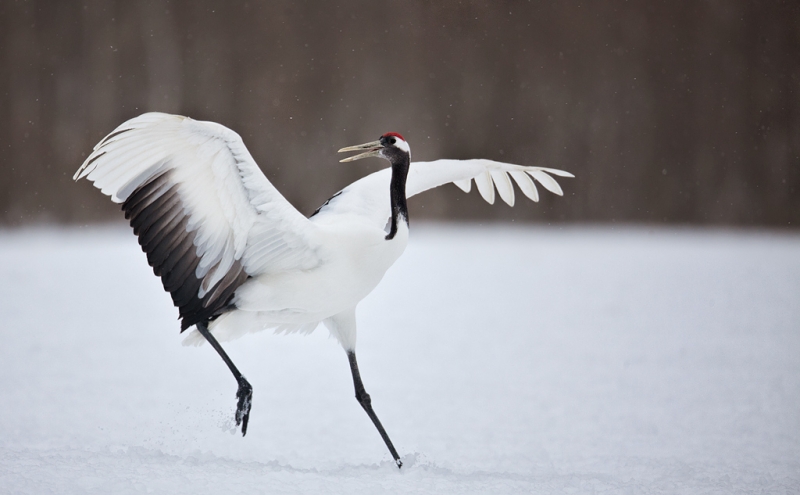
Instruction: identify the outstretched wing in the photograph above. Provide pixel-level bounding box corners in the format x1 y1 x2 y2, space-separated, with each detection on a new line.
311 158 573 228
408 159 574 205
75 112 321 330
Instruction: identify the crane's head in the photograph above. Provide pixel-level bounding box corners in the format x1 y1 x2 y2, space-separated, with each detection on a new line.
338 132 410 164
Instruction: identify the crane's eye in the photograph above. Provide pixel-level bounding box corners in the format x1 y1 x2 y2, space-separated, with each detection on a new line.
389 138 396 145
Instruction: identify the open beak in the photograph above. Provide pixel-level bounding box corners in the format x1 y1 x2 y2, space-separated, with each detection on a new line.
338 140 383 162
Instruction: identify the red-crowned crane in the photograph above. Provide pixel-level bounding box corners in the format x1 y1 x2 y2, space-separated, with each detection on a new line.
74 112 573 467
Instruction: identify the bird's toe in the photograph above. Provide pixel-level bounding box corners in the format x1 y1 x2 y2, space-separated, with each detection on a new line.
235 378 253 436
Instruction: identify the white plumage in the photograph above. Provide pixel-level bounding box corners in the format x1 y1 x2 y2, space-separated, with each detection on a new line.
74 112 573 466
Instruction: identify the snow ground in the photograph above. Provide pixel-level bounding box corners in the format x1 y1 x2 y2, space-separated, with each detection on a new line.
0 223 798 494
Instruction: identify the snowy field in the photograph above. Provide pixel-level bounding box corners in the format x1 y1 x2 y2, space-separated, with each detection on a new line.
0 224 798 494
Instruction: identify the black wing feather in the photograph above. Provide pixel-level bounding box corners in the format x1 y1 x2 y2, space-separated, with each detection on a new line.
149 218 191 271
121 169 250 331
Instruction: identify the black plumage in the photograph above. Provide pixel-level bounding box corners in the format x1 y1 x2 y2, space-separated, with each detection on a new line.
121 169 249 331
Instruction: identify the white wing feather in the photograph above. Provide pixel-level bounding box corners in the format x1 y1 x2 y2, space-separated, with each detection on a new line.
75 113 321 297
474 171 496 205
315 158 573 229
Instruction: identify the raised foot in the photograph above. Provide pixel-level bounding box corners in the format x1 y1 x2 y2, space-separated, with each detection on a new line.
235 377 253 436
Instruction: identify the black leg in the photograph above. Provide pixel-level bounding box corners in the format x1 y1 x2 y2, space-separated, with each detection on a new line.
196 321 253 436
348 351 402 468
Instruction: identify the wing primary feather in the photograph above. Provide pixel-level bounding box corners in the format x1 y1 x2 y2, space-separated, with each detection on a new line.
537 167 575 178
114 159 171 202
75 152 107 180
88 141 168 187
92 127 166 157
453 178 472 193
528 169 564 196
509 170 539 202
490 170 515 206
94 128 135 149
474 171 496 204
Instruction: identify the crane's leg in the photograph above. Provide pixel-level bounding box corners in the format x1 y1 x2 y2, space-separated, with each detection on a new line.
196 321 253 436
347 351 402 468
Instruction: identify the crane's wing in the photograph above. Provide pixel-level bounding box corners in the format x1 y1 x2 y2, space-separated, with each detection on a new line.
408 159 574 204
75 112 321 330
311 158 573 228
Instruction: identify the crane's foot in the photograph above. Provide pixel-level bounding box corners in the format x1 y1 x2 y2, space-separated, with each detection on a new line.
235 377 253 436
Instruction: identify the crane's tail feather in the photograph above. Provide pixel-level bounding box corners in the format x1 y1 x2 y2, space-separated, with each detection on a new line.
182 311 322 346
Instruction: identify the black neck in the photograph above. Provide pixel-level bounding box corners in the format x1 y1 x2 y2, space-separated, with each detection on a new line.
386 156 409 240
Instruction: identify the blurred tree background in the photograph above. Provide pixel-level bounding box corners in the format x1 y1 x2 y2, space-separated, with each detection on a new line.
1 0 798 226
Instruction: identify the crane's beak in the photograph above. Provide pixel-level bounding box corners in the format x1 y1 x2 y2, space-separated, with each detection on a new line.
338 140 383 162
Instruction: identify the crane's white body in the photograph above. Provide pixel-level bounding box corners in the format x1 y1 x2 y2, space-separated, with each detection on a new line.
75 113 572 352
207 219 408 350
